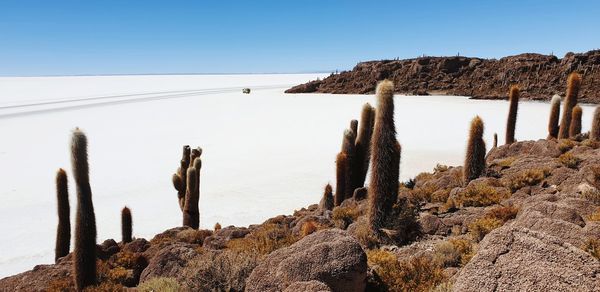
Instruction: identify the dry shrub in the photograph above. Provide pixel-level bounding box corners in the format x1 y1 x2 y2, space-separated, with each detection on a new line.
504 168 549 192
137 277 181 292
409 184 438 202
588 208 600 221
468 205 518 241
454 182 509 207
496 157 516 168
583 238 600 259
351 217 379 248
177 229 213 244
226 223 296 255
582 139 600 149
559 152 581 169
299 220 328 238
181 249 259 291
48 277 74 292
82 282 124 292
434 238 474 267
367 249 446 292
332 205 360 229
433 164 449 174
582 188 600 205
558 139 576 153
430 188 451 204
415 172 434 182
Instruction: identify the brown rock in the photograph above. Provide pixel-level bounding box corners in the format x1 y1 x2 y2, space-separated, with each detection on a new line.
283 280 332 292
453 227 600 291
246 229 367 292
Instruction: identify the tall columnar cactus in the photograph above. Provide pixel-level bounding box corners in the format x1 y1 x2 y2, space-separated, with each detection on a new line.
71 129 97 290
463 116 487 183
172 146 202 228
341 129 356 199
121 207 132 243
352 103 375 190
55 168 70 262
334 152 347 206
548 95 562 139
367 80 401 233
569 105 583 138
558 73 582 139
591 106 600 141
319 183 334 211
183 159 201 229
505 85 519 145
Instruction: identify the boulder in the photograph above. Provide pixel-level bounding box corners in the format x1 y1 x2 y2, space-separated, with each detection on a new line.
246 229 367 292
453 227 600 291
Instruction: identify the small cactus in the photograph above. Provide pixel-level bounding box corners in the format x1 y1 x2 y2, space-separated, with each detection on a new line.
214 222 222 231
590 106 600 141
121 207 132 243
493 133 498 148
569 105 583 138
368 80 401 233
558 73 582 139
71 129 97 290
463 116 487 183
55 168 70 262
319 183 334 211
183 166 200 229
350 119 358 135
505 85 519 145
548 95 561 139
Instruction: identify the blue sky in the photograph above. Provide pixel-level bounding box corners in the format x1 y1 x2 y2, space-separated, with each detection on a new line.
0 0 598 76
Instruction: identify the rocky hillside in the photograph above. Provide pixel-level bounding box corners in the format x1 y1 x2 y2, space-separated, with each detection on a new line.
2 138 600 291
286 50 600 103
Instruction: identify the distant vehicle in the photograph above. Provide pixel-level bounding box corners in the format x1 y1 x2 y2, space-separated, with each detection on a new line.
242 88 251 94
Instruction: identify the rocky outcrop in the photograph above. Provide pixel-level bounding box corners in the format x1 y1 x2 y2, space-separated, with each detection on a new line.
453 227 600 291
245 229 368 292
286 50 600 103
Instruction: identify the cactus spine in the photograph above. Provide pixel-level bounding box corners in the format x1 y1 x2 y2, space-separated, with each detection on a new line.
367 80 401 233
55 168 70 262
352 103 375 190
569 105 583 138
591 106 600 141
464 116 486 183
548 95 561 139
558 73 582 139
121 207 132 243
71 129 97 290
505 85 519 145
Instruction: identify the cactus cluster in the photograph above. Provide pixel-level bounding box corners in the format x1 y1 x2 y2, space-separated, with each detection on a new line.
334 103 375 206
367 80 401 234
172 145 202 229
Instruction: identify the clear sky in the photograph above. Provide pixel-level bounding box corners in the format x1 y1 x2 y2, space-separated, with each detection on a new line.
0 0 598 76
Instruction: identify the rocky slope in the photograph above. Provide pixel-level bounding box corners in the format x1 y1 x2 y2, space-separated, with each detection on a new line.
2 138 600 291
286 50 600 103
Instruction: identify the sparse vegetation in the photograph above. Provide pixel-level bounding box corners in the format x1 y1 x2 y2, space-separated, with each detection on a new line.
332 205 361 229
504 168 550 192
582 188 600 204
454 182 509 207
226 223 296 255
558 139 577 153
558 152 581 169
434 238 475 267
469 205 519 241
137 277 181 292
582 238 600 259
367 249 447 292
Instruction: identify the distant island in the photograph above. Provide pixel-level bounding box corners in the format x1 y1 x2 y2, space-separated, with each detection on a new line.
286 50 600 103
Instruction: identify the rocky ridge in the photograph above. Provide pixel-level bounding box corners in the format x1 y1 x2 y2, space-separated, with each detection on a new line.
286 50 600 103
